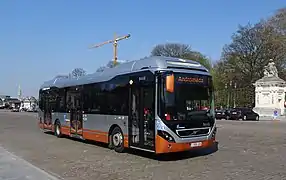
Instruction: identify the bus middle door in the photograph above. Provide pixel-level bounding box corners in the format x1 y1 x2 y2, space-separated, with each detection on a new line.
43 95 52 130
69 87 83 137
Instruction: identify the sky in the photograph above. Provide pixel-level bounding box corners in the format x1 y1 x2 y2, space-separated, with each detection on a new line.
0 0 285 97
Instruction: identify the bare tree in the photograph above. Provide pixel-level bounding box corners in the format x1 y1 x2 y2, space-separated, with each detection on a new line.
106 60 121 68
151 43 191 57
71 68 86 78
268 7 286 35
151 43 212 69
96 60 123 72
96 66 106 72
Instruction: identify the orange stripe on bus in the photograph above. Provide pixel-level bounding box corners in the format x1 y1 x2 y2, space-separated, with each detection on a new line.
38 123 44 129
83 129 108 134
123 138 128 148
83 132 108 143
43 124 53 131
61 126 70 135
83 129 128 138
40 124 129 147
82 129 129 147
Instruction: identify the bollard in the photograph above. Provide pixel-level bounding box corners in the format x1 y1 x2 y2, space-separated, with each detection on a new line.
273 109 279 121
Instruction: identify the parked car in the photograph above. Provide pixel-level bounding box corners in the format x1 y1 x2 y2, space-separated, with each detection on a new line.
11 107 20 112
215 109 230 120
229 107 259 121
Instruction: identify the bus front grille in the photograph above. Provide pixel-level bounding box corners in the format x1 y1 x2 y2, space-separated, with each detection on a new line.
176 127 210 138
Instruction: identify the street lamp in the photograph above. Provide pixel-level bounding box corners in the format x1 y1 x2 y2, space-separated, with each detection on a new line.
225 83 228 108
234 82 237 108
225 81 237 109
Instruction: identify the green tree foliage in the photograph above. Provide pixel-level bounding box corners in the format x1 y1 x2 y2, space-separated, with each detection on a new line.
151 43 212 70
213 8 286 107
221 23 285 85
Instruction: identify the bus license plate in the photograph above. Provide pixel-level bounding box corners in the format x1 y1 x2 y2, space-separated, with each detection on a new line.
190 142 202 147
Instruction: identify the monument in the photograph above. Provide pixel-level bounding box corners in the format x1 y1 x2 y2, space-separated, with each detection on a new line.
253 59 286 117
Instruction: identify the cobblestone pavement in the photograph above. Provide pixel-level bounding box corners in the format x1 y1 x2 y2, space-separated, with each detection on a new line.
0 111 286 180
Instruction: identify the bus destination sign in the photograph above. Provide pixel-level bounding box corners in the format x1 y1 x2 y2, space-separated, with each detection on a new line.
176 75 207 85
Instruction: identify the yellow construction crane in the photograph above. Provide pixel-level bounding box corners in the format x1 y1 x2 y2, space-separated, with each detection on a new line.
89 33 131 66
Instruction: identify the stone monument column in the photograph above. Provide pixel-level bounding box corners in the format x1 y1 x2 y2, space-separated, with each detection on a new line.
253 59 286 117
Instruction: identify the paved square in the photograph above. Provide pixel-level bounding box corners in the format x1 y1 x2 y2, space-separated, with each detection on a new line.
0 111 285 180
0 146 59 180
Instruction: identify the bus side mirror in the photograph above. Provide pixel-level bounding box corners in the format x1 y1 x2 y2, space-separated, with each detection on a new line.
166 74 174 93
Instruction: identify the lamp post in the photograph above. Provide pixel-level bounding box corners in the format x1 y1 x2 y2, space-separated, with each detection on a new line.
225 81 236 109
234 82 237 108
225 83 228 108
224 67 235 109
229 81 232 108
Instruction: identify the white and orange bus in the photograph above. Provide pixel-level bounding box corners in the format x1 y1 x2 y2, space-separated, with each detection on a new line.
38 56 217 154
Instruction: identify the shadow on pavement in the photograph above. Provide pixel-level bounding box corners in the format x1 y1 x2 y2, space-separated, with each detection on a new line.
126 141 219 161
44 131 218 161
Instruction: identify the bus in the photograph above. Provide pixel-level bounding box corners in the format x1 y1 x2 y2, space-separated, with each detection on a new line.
38 56 217 154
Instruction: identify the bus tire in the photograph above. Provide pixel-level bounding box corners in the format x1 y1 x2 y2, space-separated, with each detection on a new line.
54 121 62 138
111 127 125 153
108 134 114 149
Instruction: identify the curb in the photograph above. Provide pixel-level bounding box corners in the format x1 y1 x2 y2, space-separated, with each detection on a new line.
0 145 62 180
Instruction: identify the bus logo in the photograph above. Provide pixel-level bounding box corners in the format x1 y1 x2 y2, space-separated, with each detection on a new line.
191 130 199 135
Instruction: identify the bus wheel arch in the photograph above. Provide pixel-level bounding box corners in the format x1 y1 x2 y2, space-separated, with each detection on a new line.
54 119 62 138
109 125 125 153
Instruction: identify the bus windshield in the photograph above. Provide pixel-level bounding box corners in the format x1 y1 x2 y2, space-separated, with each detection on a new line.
160 73 214 121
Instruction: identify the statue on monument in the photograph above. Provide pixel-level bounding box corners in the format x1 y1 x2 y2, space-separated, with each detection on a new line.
263 59 278 77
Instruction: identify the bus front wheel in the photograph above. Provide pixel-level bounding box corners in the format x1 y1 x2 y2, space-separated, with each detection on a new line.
111 127 125 153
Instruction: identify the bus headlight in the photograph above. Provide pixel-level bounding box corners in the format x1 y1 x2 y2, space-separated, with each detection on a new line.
158 130 175 143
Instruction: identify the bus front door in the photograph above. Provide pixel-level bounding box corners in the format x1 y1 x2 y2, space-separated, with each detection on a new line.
129 84 155 151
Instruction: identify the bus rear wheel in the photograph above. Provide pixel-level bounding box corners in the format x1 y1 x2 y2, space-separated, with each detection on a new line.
111 127 125 153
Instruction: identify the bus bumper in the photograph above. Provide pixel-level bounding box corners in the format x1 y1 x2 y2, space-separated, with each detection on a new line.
155 127 217 154
155 135 216 154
